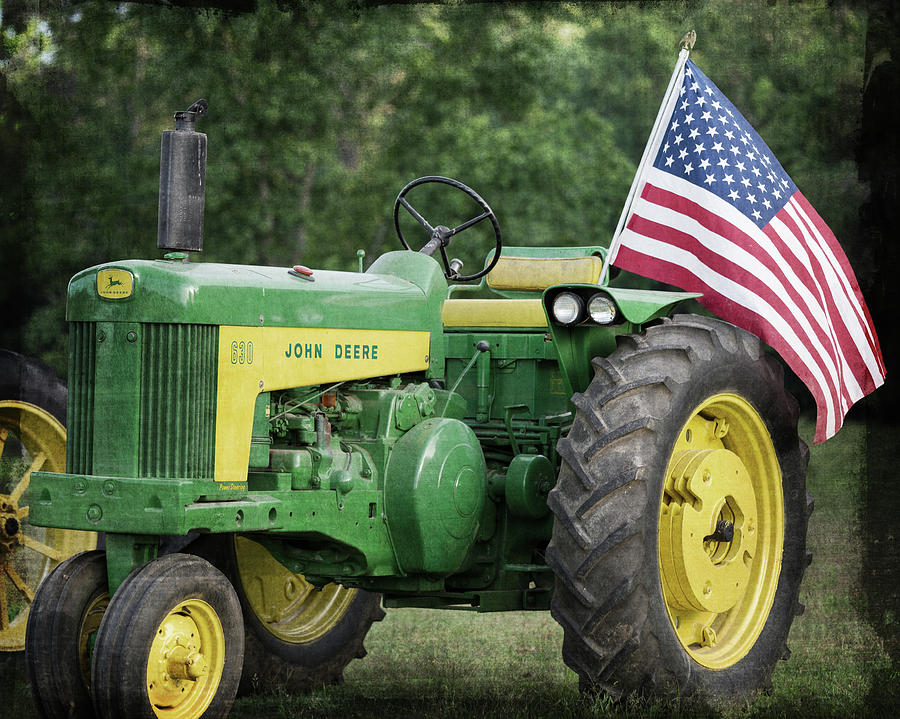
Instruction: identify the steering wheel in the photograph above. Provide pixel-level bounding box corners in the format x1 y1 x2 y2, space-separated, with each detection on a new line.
393 176 502 282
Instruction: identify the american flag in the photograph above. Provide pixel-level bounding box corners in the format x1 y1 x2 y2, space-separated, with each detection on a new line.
609 58 884 442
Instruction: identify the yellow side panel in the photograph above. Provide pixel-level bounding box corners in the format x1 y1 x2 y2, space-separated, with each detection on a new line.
486 255 602 291
215 326 430 485
441 299 547 328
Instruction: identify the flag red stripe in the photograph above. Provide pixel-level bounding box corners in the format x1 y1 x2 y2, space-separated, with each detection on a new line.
616 170 888 440
626 210 850 418
789 195 885 373
779 201 883 390
639 183 860 398
782 201 871 351
768 205 875 394
614 242 839 441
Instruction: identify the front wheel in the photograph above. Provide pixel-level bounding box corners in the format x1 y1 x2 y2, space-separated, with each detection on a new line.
547 315 811 699
90 553 243 719
25 550 108 719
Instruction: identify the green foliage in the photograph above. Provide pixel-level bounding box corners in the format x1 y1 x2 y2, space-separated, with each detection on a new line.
0 0 868 367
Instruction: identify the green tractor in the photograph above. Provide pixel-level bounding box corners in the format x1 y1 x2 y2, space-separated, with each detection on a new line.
25 102 810 718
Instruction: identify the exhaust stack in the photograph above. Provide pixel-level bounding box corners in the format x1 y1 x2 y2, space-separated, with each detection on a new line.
157 99 208 252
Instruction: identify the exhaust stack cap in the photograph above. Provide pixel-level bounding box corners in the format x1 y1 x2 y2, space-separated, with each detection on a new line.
158 99 208 253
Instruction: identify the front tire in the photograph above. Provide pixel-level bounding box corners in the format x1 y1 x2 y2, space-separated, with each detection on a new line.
25 550 108 719
547 315 810 699
91 553 243 719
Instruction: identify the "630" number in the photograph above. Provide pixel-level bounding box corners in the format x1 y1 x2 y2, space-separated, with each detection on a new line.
231 340 253 365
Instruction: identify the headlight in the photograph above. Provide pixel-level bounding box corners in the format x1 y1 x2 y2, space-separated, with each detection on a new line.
587 293 617 325
552 292 584 326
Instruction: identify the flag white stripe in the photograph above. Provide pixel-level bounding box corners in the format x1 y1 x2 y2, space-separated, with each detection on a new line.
643 170 879 390
769 210 879 391
616 229 839 435
632 193 857 403
788 199 872 334
785 199 883 375
766 216 861 403
636 170 865 397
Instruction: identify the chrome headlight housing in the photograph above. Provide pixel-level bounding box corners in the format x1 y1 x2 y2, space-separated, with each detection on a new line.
551 292 584 326
587 293 617 325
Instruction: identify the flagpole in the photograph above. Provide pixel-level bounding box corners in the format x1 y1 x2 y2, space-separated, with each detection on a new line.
598 36 694 286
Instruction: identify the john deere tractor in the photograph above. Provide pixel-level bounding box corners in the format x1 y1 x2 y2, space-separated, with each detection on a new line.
25 102 810 718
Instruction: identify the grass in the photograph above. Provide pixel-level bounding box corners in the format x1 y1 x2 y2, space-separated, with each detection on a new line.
6 415 896 717
229 416 894 718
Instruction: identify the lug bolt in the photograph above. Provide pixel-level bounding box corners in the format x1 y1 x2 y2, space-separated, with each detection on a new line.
701 626 718 647
187 653 207 679
714 418 729 438
704 520 735 544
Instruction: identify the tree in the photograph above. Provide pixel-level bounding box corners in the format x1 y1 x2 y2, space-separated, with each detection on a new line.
0 0 869 371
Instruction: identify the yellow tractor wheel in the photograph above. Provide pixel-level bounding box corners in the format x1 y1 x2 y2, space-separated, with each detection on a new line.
547 315 812 699
90 553 243 719
227 534 384 695
0 350 96 652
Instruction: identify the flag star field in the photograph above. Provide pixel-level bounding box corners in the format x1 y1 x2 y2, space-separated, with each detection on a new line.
653 61 797 228
611 55 885 442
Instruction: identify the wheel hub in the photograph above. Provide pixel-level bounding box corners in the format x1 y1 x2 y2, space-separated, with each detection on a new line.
0 400 96 651
660 447 758 615
657 393 785 670
0 508 21 550
147 609 213 710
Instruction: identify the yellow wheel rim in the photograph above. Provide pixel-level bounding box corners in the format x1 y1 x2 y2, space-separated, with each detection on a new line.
146 598 226 719
234 535 356 643
77 591 109 691
0 400 96 651
658 393 784 669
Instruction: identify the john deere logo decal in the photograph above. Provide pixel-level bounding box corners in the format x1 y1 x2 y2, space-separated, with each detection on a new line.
97 269 134 299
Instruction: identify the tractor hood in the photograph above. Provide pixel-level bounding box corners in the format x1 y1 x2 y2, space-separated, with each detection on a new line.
67 251 447 333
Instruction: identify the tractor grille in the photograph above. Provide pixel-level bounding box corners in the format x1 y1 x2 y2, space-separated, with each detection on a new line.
67 322 96 475
66 322 218 478
139 323 218 478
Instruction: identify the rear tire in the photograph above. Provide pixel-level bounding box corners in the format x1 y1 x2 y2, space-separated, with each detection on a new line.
547 315 810 699
226 535 385 695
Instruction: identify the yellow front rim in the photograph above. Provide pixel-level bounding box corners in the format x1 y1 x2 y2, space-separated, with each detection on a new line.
77 591 109 691
234 535 356 643
658 393 784 670
0 400 96 650
146 598 226 719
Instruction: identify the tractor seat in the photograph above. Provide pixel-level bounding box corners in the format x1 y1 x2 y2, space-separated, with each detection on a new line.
441 248 604 328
